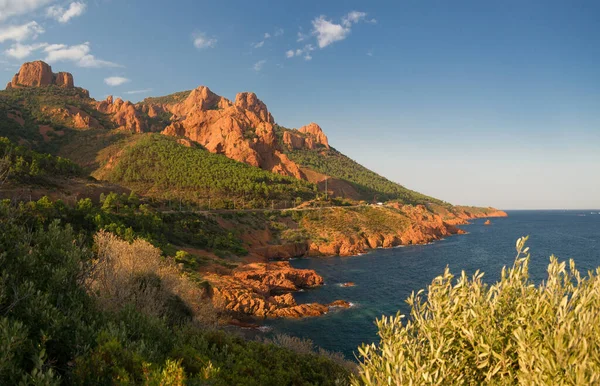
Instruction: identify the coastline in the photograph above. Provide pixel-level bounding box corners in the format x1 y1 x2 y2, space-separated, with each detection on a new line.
211 207 508 324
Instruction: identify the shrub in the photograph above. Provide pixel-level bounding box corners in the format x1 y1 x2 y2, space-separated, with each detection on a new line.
88 231 218 326
353 237 600 385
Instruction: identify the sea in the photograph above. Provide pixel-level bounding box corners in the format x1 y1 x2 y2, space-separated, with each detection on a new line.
264 210 600 359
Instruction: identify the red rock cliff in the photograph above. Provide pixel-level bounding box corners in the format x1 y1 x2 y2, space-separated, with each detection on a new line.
6 61 75 90
154 86 309 178
97 96 147 133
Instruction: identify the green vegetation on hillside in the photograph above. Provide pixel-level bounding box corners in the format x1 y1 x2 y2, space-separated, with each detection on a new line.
354 237 600 385
0 86 110 143
0 201 352 385
295 206 410 245
0 136 83 183
284 145 446 205
139 90 192 105
108 134 317 208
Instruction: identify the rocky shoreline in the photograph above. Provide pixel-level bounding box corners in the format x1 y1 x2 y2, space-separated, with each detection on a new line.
207 206 508 322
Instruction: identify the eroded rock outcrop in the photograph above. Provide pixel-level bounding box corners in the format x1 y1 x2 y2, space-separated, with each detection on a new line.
302 205 505 257
97 96 146 133
282 123 330 150
234 92 274 124
156 86 307 178
6 61 75 90
209 262 348 318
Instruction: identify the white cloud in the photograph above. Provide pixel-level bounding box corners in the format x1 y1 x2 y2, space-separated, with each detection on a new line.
297 31 306 42
342 11 366 27
104 76 130 86
252 40 264 48
274 28 284 37
193 32 217 49
44 42 121 68
0 0 54 22
125 88 152 95
312 16 350 49
0 21 44 43
47 2 86 23
264 32 271 39
311 11 371 49
253 59 266 72
4 42 48 59
286 44 314 59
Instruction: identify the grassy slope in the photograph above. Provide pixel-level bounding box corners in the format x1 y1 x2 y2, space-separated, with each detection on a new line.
103 134 317 207
298 206 411 245
0 86 111 151
0 86 495 214
138 90 192 105
276 125 448 205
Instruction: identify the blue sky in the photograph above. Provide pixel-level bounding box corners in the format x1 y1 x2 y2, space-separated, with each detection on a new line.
0 0 598 209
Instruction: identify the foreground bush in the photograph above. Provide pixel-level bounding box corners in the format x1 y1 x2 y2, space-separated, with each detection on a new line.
354 237 600 385
89 231 217 326
0 204 351 384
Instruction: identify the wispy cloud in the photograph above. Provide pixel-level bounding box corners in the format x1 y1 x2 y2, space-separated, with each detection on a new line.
341 11 367 27
285 44 314 61
45 42 122 68
312 11 372 49
0 0 54 22
253 59 266 72
285 11 372 60
0 21 45 43
4 42 48 59
193 32 217 49
252 40 264 48
297 30 307 42
274 28 284 37
264 32 271 39
104 76 130 86
125 88 153 95
312 16 350 48
47 2 86 23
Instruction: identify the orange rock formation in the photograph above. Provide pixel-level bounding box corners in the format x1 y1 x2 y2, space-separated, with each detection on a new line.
209 262 349 318
6 61 75 89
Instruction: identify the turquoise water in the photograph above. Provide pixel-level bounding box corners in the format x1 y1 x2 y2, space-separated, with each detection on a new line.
265 210 600 359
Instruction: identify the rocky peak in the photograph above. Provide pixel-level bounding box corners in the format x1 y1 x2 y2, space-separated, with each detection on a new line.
298 123 329 148
6 61 75 90
96 95 146 133
283 122 330 150
54 72 74 88
234 92 274 124
167 86 232 117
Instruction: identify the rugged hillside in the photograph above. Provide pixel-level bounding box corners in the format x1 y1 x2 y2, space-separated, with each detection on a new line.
1 61 508 322
100 134 317 207
1 60 458 206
